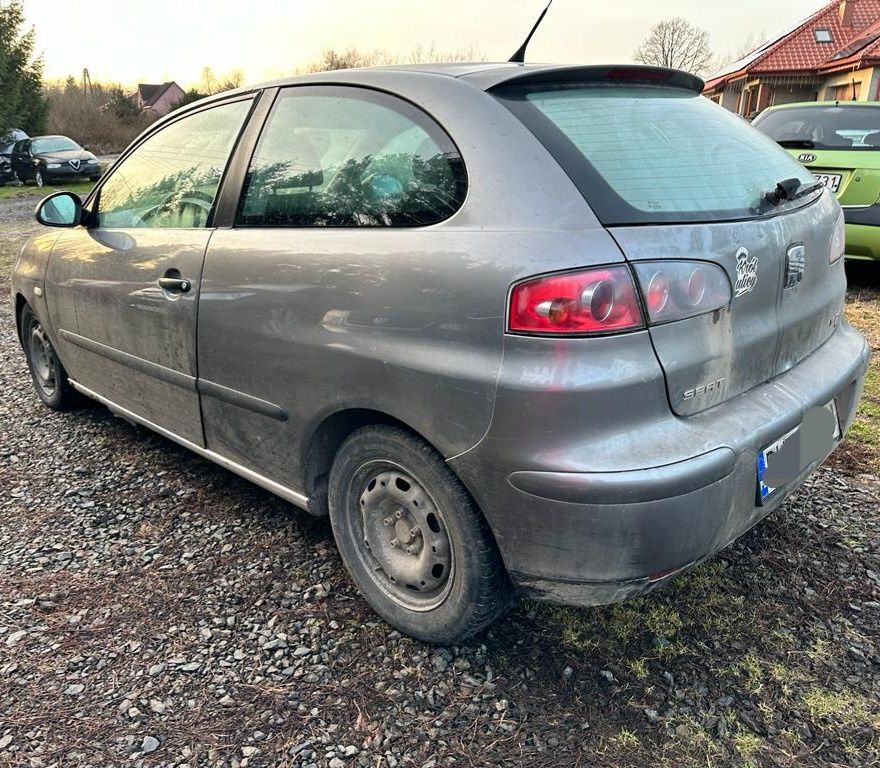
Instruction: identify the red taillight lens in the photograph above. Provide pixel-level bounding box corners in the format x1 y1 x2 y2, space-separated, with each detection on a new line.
508 266 644 335
645 271 670 314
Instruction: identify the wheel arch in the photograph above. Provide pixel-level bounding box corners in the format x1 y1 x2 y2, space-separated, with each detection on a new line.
302 408 481 521
14 293 28 346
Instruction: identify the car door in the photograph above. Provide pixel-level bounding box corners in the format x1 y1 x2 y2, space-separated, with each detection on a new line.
11 140 31 179
44 96 255 445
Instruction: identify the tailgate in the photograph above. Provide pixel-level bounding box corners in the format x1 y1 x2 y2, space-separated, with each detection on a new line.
610 192 846 416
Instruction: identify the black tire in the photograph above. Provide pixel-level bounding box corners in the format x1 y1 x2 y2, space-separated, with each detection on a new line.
20 305 78 410
328 425 512 644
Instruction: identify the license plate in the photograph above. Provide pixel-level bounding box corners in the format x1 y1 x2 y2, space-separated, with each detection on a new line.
812 173 843 193
756 400 840 504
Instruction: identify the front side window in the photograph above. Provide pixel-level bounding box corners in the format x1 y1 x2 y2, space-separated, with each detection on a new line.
95 99 252 229
237 86 466 227
497 85 814 226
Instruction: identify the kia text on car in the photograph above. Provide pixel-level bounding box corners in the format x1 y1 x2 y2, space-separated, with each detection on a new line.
11 64 870 643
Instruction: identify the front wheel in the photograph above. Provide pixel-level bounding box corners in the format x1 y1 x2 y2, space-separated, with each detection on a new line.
329 425 512 644
34 169 44 187
21 305 78 410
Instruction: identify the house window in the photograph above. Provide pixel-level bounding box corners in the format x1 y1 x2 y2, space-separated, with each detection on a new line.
814 29 833 42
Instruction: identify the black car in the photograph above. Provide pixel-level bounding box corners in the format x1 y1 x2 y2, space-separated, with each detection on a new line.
10 135 101 187
0 154 13 185
0 129 27 185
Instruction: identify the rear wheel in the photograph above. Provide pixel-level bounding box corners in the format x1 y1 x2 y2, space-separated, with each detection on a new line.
21 305 78 410
328 425 512 644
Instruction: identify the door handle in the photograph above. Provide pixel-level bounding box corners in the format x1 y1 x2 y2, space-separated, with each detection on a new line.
157 276 192 293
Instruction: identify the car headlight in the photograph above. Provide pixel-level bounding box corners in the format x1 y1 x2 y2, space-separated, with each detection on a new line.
46 163 62 169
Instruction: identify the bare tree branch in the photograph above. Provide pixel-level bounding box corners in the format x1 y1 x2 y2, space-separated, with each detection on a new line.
633 17 713 76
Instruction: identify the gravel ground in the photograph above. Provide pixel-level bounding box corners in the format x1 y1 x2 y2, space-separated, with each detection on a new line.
1 196 878 768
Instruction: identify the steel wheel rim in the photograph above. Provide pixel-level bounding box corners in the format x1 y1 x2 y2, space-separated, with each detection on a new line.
350 460 454 612
29 323 57 397
35 170 43 187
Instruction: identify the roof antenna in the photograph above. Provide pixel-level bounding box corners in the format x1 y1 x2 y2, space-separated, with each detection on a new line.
508 0 553 63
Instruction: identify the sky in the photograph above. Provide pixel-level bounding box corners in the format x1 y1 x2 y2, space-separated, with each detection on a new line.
22 0 829 88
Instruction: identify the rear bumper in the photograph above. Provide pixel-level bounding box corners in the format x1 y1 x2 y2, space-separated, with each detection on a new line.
451 322 870 607
843 206 880 260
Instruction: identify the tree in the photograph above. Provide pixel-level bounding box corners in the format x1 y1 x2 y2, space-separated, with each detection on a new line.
170 88 208 111
633 17 713 76
301 45 485 73
0 0 47 140
106 86 142 125
712 31 765 72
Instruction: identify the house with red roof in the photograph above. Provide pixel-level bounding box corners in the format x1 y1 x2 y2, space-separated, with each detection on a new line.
704 0 880 117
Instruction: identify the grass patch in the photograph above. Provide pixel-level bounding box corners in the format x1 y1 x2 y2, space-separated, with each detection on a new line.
733 729 765 766
841 289 880 472
612 728 640 748
800 686 880 730
0 179 95 202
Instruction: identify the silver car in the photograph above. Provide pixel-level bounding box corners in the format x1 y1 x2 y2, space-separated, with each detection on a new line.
11 64 870 643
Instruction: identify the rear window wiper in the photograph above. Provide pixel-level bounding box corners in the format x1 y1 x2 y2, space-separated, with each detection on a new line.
762 177 824 208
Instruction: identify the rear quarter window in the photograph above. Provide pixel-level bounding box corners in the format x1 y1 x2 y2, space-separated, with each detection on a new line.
237 86 467 228
495 85 815 225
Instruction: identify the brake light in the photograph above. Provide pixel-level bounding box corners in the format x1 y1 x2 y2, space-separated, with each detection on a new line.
830 210 845 263
508 266 644 335
632 261 731 325
606 67 671 83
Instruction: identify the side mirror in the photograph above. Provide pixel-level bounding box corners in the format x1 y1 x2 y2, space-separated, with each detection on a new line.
36 191 84 227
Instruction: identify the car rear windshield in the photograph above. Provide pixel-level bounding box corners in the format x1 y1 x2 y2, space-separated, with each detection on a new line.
752 104 880 150
494 85 815 226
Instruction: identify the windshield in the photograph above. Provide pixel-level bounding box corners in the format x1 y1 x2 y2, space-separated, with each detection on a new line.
495 85 815 225
753 105 880 150
31 137 81 154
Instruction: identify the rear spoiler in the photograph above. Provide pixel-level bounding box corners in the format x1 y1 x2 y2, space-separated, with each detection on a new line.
467 65 704 94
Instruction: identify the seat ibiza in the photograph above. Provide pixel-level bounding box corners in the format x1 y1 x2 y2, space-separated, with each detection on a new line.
11 64 870 643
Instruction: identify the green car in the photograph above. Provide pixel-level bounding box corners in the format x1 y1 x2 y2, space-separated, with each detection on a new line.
753 101 880 261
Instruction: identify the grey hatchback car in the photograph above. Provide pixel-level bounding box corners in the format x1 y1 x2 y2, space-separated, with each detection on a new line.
12 64 870 643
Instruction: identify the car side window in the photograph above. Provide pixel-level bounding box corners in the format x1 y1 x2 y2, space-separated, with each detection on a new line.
94 99 252 229
237 86 467 227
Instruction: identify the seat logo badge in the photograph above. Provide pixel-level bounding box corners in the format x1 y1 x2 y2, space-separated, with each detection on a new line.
69 159 81 170
798 153 817 163
784 244 806 289
683 377 726 401
734 247 759 297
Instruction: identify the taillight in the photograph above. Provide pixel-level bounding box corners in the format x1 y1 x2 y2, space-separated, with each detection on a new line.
508 266 644 335
830 210 845 263
632 261 731 325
